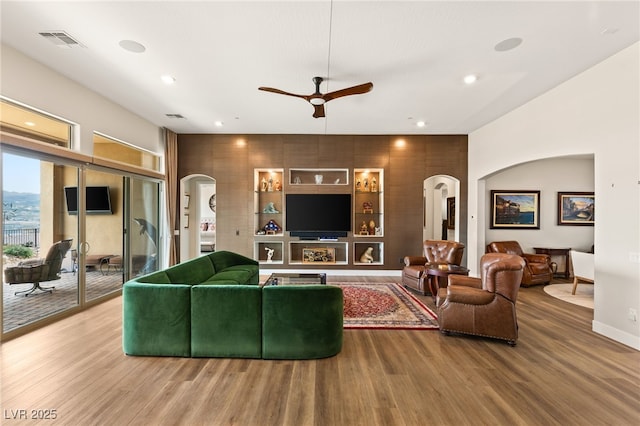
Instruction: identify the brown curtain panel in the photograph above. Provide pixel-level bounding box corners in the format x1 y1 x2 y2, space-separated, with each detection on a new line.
164 128 178 266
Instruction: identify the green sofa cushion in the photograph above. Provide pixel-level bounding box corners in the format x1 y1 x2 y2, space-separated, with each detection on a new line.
262 285 344 360
122 282 191 357
191 285 262 358
202 269 257 285
209 251 258 283
165 255 216 284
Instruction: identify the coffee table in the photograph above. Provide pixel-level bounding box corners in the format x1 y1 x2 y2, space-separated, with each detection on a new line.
263 272 327 286
425 264 469 300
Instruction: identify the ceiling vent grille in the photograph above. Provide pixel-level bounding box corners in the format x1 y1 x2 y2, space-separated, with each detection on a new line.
39 31 85 48
165 114 185 119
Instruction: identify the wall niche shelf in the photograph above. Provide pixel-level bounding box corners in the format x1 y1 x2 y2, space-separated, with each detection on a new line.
254 167 386 269
254 241 284 265
288 241 348 265
254 169 284 236
289 168 349 186
353 242 384 266
353 168 384 238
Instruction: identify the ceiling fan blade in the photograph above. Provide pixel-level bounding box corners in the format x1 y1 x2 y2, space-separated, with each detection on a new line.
258 86 307 100
323 82 373 102
312 103 325 118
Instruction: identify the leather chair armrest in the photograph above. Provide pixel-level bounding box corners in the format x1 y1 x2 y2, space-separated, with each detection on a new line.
448 275 482 289
446 285 495 305
404 256 427 266
522 253 550 264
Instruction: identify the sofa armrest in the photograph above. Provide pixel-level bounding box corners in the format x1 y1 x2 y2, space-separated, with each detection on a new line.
404 256 427 266
445 284 495 305
448 274 482 289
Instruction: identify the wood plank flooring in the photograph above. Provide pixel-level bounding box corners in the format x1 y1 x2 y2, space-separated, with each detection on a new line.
2 276 639 425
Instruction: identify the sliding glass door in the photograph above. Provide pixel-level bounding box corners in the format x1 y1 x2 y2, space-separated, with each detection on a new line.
2 152 161 336
2 152 80 333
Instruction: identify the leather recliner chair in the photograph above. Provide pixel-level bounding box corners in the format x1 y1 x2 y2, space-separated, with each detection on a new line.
436 253 525 346
402 240 465 295
486 240 553 287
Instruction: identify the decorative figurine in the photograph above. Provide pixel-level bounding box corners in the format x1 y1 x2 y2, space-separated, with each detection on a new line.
360 221 369 235
293 176 302 184
262 202 279 213
261 177 268 192
369 220 375 235
371 177 377 192
265 247 275 262
314 174 323 184
267 176 273 191
355 178 362 191
375 226 382 236
363 178 369 191
275 180 282 191
263 219 281 234
362 201 373 213
360 247 374 263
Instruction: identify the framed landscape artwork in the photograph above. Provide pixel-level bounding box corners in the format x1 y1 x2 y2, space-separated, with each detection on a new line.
490 190 540 229
558 192 594 226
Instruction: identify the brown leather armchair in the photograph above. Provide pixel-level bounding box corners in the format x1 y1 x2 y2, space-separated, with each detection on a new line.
486 241 553 287
436 253 525 346
402 240 465 295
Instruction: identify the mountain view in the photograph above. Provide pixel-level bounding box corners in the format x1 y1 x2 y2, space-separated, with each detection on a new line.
2 191 40 230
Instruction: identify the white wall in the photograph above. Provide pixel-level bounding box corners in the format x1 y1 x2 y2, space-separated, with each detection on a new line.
485 156 594 253
1 44 162 156
468 42 640 349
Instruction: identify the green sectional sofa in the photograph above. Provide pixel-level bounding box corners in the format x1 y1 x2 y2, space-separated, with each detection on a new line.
122 250 343 359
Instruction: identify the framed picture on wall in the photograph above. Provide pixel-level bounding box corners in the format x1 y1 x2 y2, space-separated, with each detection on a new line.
490 190 540 229
447 197 455 230
558 192 594 226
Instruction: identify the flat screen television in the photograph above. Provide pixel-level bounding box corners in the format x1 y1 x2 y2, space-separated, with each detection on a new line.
64 186 113 215
286 193 351 239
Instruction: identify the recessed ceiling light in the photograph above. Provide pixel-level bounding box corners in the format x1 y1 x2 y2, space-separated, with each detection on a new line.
494 37 523 52
161 75 176 85
214 121 224 127
119 39 146 53
24 121 36 127
416 121 426 128
463 74 478 85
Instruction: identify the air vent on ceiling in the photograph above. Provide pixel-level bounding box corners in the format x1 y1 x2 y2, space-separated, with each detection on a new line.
39 31 85 48
165 114 185 119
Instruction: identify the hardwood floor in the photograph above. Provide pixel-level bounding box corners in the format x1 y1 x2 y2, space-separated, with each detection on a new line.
2 277 638 425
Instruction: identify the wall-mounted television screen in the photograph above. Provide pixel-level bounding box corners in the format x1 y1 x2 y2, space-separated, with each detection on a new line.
286 193 351 238
64 186 113 215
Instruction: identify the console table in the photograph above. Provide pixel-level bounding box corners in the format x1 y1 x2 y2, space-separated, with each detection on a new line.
533 247 571 278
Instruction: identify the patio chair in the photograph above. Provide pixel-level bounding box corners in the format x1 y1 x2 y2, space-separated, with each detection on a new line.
4 239 73 296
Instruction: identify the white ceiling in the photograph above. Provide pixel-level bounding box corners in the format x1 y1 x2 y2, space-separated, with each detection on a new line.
1 1 638 135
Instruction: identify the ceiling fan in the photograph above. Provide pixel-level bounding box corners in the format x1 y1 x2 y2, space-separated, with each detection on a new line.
258 76 373 118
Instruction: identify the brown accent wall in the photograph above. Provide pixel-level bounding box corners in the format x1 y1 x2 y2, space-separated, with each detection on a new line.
178 134 467 271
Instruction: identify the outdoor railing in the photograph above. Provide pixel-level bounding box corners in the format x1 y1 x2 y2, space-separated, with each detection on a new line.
3 228 40 248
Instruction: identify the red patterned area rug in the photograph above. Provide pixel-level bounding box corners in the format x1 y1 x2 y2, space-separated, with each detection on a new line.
336 283 439 330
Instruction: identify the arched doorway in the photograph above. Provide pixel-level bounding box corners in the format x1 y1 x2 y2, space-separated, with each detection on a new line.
179 174 216 262
423 175 460 242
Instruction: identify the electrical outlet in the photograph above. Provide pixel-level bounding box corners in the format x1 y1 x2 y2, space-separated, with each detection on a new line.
628 308 638 322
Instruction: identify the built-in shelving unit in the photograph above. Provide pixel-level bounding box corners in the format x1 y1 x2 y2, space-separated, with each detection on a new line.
254 167 385 268
289 168 349 186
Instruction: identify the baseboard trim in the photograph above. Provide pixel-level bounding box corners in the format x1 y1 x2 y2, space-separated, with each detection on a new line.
592 320 640 351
